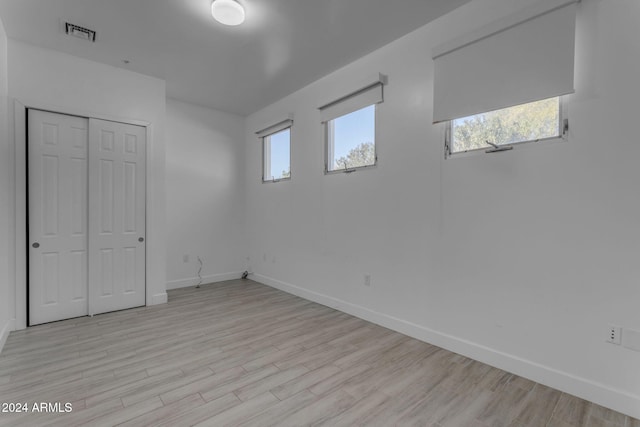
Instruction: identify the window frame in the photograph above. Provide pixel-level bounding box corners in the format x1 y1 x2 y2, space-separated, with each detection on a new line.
444 97 569 159
260 123 292 183
324 104 378 175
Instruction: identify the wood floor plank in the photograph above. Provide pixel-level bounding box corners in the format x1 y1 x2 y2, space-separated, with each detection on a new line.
589 403 628 426
315 391 390 427
474 383 531 427
193 391 279 427
330 332 409 369
388 383 459 426
84 369 184 408
241 345 305 372
436 387 495 427
121 367 214 407
307 363 374 397
365 360 455 425
270 364 341 400
0 279 636 427
233 365 309 402
46 398 124 427
273 389 356 426
236 390 319 427
512 383 561 426
155 393 241 427
118 393 206 427
199 364 280 402
203 344 285 375
142 347 224 378
553 393 592 426
83 397 164 427
628 417 640 427
31 369 150 408
158 365 245 405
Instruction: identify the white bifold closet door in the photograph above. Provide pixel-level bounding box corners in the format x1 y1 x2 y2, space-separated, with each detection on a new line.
88 118 146 316
28 110 90 325
28 110 146 325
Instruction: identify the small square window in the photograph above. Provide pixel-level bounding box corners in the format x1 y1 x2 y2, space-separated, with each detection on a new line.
262 128 291 182
448 97 564 156
326 104 376 173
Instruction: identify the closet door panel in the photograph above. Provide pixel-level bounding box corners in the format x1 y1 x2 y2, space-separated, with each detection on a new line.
28 110 89 325
89 118 146 315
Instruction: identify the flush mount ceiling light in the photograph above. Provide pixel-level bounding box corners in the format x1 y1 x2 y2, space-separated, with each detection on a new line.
211 0 245 26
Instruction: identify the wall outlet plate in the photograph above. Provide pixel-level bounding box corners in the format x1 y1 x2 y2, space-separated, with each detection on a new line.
607 325 622 345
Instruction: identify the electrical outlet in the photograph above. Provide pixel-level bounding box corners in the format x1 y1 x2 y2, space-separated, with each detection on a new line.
183 254 189 263
606 325 622 345
364 274 371 287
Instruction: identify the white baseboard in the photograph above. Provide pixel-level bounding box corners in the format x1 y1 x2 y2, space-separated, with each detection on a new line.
252 273 640 420
150 292 168 305
166 272 244 290
0 319 16 354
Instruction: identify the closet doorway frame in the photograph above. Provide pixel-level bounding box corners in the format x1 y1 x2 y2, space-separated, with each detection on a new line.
13 99 154 330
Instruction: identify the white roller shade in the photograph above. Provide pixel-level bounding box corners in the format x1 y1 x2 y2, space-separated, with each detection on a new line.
432 0 578 124
319 82 384 123
256 119 293 138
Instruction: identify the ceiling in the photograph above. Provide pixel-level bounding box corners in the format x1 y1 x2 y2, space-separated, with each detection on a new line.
0 0 471 116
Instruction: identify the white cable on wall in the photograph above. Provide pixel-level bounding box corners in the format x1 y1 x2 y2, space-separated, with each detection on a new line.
196 256 203 288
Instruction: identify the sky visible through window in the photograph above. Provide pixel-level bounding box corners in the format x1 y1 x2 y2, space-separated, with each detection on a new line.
333 105 375 161
268 128 290 179
267 106 375 178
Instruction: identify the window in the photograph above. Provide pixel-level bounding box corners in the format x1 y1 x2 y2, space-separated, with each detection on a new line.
319 78 384 174
448 97 564 155
257 119 292 183
263 128 290 182
326 104 376 172
432 0 578 156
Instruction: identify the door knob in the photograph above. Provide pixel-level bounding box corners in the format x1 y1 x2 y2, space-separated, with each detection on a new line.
32 242 40 248
138 237 144 242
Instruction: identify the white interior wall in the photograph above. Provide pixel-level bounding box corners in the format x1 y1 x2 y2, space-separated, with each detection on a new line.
165 98 246 289
245 0 640 418
0 0 638 417
0 16 12 350
5 40 168 330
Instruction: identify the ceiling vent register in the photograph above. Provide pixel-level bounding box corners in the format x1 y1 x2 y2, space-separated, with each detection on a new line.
65 22 96 42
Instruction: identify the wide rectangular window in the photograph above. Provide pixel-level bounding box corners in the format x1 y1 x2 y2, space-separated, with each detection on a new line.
257 119 292 182
319 78 384 173
449 97 562 154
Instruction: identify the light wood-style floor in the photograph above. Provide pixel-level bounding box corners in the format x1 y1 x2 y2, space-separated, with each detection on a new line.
0 279 637 427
